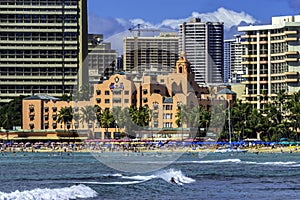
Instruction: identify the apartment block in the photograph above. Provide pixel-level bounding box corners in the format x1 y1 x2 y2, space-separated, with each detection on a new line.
0 0 88 103
224 35 245 83
123 32 178 72
88 34 118 85
179 18 224 85
238 15 300 109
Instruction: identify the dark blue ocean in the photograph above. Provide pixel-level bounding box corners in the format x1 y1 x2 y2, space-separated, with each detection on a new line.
0 151 300 200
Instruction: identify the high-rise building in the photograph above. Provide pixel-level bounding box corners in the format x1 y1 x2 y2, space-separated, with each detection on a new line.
179 18 224 85
0 0 88 103
88 34 118 85
123 32 178 72
238 15 300 109
224 35 245 83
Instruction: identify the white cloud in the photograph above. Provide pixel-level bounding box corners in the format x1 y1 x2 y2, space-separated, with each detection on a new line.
89 7 257 54
190 7 257 30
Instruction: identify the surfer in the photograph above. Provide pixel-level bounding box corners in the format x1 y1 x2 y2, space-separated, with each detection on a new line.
170 177 176 184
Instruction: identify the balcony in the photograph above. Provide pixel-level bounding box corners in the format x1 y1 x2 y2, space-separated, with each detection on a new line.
242 80 257 84
285 72 299 76
285 51 298 55
284 30 298 35
259 80 268 84
242 94 258 97
285 37 298 42
286 78 298 83
285 58 299 62
241 61 257 65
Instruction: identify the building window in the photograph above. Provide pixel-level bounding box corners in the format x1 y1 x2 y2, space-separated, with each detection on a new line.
105 132 111 139
113 98 121 103
52 107 57 112
143 89 148 95
44 115 49 121
163 105 172 110
96 98 101 103
124 90 129 95
44 107 49 112
74 107 79 112
124 99 129 103
143 98 148 103
44 123 49 129
29 124 34 129
154 89 160 94
153 112 158 118
164 114 172 119
105 90 110 95
154 121 158 128
52 123 57 129
153 104 158 110
105 99 110 104
160 79 164 83
164 122 173 128
96 90 101 95
29 107 34 112
52 115 57 120
29 115 34 121
112 90 122 95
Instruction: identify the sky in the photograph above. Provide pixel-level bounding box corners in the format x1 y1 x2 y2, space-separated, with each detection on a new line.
87 0 300 54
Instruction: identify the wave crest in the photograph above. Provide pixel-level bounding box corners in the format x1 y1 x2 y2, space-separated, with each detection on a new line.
0 184 97 200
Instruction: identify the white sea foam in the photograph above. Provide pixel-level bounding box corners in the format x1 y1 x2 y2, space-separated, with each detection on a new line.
80 169 195 186
102 173 122 177
178 159 242 164
155 168 196 186
244 161 298 166
0 184 97 200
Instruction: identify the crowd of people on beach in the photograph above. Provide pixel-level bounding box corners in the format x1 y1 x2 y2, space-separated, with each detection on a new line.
0 140 298 154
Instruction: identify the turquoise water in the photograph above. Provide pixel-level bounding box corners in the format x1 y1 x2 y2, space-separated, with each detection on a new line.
0 151 300 199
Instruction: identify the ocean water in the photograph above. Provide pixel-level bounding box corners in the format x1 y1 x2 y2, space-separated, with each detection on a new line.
0 151 300 200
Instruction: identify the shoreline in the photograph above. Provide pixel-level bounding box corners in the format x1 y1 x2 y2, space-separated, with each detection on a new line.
1 145 299 154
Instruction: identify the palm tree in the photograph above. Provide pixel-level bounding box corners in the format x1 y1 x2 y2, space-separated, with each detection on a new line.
287 90 300 140
100 108 115 138
80 105 97 139
57 106 73 140
175 104 191 128
231 100 252 140
198 107 211 135
129 105 150 127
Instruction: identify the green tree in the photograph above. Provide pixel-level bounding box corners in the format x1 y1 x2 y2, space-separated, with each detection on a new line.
80 105 97 138
129 105 150 127
0 96 24 130
57 106 73 140
57 106 73 130
100 108 115 133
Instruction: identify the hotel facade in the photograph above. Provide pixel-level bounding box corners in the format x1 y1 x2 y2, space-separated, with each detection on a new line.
238 15 300 109
0 0 88 104
22 54 235 141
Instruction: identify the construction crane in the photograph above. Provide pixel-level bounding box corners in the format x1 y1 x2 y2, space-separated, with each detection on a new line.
128 24 160 37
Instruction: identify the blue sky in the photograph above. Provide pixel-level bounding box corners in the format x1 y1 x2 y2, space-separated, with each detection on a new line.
87 0 300 53
88 0 298 24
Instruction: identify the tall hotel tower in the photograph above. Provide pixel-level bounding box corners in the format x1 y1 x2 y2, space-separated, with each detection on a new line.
0 0 88 103
238 15 300 109
224 35 245 83
179 18 224 85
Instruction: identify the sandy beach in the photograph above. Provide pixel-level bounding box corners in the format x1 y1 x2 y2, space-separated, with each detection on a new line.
2 142 299 155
